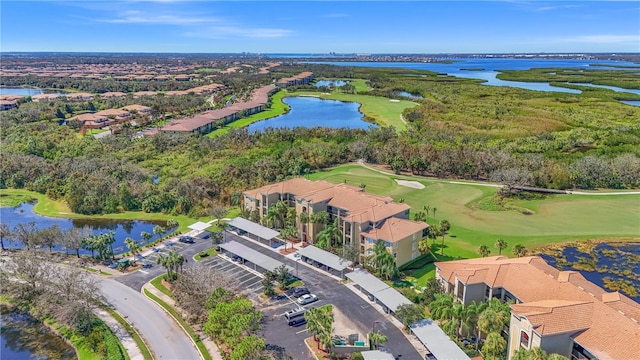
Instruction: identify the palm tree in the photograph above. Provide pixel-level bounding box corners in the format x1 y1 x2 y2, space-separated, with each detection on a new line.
512 244 527 257
418 238 430 255
304 308 322 342
432 207 437 222
428 293 454 321
368 331 388 350
482 332 507 359
495 239 508 255
439 220 450 256
125 237 140 255
478 245 491 257
157 249 184 280
298 211 310 240
309 211 330 242
140 231 152 245
273 200 289 229
103 231 116 260
153 225 166 238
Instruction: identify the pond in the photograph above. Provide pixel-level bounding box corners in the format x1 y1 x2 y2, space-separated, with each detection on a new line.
315 80 347 88
247 96 377 133
539 242 640 302
393 91 423 99
1 202 173 255
1 307 77 360
0 87 64 96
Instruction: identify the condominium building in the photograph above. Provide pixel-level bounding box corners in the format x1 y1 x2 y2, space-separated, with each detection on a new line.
435 256 640 360
243 178 429 266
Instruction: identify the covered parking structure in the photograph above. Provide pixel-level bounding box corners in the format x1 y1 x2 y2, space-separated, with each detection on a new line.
410 319 470 360
346 270 412 315
187 221 213 239
226 217 283 248
297 245 353 278
218 241 294 274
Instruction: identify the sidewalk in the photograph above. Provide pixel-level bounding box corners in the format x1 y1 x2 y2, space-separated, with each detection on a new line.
142 282 224 360
95 308 144 360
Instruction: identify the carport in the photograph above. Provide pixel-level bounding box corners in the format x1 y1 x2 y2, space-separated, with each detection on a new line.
187 221 212 238
297 245 353 278
346 270 412 314
410 319 470 360
226 217 282 248
218 240 294 274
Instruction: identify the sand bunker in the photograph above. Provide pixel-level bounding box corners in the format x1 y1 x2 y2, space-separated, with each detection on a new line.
395 179 425 189
389 99 400 102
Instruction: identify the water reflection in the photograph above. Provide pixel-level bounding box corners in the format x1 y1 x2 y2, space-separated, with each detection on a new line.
1 307 77 360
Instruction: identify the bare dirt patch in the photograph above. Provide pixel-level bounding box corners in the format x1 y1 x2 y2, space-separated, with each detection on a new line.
395 179 425 189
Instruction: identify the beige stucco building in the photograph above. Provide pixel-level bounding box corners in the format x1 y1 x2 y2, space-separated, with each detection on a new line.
435 256 640 360
243 178 428 267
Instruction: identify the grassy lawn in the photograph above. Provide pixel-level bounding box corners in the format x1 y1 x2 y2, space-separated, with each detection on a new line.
194 248 217 261
150 275 175 299
308 165 640 265
0 191 34 207
143 289 211 360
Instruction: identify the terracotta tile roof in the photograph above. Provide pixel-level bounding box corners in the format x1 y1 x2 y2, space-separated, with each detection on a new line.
100 92 127 98
361 217 428 243
436 256 640 360
120 104 151 112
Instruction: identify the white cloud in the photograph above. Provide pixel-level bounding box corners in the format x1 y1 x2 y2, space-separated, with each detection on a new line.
94 11 218 25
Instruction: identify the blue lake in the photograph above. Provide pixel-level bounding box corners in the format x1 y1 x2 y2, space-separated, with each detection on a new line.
0 87 44 96
248 96 376 132
1 202 172 255
1 309 77 360
309 59 640 94
315 80 347 87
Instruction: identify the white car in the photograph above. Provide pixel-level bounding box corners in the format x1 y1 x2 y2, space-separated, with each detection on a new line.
297 294 318 305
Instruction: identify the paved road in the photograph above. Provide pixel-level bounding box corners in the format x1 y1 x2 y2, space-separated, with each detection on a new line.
99 277 201 360
227 233 422 360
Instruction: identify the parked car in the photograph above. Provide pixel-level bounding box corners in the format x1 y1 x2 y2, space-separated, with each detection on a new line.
297 294 318 305
108 263 119 269
142 263 153 269
289 287 310 298
179 236 194 243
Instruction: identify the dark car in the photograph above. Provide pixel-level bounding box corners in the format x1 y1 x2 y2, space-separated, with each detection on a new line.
290 287 310 298
179 236 195 243
142 263 153 269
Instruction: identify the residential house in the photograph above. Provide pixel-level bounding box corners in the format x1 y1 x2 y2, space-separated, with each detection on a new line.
68 113 110 129
99 92 127 99
435 256 640 360
133 91 157 98
0 99 18 110
120 104 152 116
32 94 60 102
94 108 131 123
243 178 428 266
65 92 94 101
276 72 314 88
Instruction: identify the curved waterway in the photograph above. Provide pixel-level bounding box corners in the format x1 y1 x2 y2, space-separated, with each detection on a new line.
0 307 77 360
248 96 376 132
309 59 640 95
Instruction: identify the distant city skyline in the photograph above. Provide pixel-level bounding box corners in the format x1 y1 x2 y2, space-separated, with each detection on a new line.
2 1 639 53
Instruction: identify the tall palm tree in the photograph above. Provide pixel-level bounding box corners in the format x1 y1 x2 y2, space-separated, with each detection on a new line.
298 211 310 240
495 239 508 255
439 220 450 256
273 200 289 229
309 211 330 243
512 244 527 257
478 245 491 257
140 231 152 245
125 237 140 255
304 308 322 342
368 331 388 350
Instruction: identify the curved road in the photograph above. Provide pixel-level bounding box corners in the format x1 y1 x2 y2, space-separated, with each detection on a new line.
98 277 201 360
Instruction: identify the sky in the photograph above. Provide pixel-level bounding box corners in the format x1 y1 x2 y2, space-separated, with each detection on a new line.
1 1 639 53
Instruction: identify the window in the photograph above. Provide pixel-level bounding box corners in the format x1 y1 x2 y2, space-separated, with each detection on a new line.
520 331 530 348
385 241 391 248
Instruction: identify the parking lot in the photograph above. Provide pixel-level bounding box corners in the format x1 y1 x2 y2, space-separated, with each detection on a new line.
200 255 265 296
136 240 190 271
